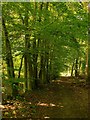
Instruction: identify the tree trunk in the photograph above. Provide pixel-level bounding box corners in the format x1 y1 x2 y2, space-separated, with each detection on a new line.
75 58 78 77
86 48 88 76
24 6 32 90
71 62 74 77
44 3 50 83
78 58 81 75
18 55 24 78
45 50 50 83
39 3 50 84
87 7 90 84
32 3 38 88
39 53 46 84
2 17 15 78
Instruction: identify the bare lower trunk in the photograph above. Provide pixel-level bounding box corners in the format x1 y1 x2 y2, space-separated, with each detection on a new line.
2 17 15 78
18 55 24 78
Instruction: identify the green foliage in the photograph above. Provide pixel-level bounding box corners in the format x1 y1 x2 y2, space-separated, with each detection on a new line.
2 2 88 89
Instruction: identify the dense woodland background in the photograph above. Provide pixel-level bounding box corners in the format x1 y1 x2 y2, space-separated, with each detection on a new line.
1 2 90 119
2 2 88 90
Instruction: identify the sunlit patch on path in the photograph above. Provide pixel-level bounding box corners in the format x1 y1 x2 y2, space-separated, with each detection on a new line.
36 102 64 108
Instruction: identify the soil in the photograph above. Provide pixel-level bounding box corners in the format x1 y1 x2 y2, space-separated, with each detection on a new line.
1 77 88 119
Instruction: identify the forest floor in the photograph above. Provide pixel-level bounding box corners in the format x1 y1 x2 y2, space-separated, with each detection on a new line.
1 77 89 119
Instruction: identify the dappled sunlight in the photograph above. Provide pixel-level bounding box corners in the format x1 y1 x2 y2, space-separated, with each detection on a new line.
36 102 64 108
0 105 5 109
4 105 16 110
60 72 71 77
28 102 32 105
50 103 56 107
44 116 50 119
52 80 61 82
52 79 71 84
37 102 49 107
0 104 17 113
2 2 88 119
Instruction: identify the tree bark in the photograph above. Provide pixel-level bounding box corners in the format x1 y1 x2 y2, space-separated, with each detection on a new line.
75 58 78 77
18 55 24 78
2 17 15 78
71 62 74 77
24 5 32 90
86 7 90 84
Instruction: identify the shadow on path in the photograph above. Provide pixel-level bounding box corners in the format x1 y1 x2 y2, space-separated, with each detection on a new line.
2 78 88 119
27 80 88 119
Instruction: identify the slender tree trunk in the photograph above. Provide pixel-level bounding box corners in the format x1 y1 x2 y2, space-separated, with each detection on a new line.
38 3 47 85
78 58 81 75
32 3 38 88
49 47 53 81
18 55 24 78
75 58 78 77
71 62 74 77
44 42 50 83
2 17 15 78
86 48 88 76
24 6 32 90
44 3 50 83
45 49 50 83
27 55 33 90
87 6 90 84
32 37 38 88
39 3 50 84
39 52 46 84
24 17 28 89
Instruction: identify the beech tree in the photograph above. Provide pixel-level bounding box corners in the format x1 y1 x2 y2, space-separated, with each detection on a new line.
2 2 88 92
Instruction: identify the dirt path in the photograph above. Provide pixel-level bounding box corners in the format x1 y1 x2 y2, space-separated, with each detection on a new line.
30 81 88 119
2 80 88 119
